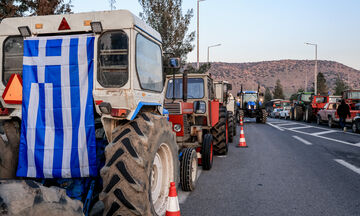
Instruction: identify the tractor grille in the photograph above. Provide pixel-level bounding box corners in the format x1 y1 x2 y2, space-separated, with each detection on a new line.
164 103 181 114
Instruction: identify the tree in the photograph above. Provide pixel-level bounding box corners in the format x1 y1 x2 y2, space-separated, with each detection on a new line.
273 79 285 99
0 0 29 20
317 72 328 95
26 0 72 16
334 75 348 95
264 87 272 103
289 88 304 101
185 63 211 74
139 0 195 63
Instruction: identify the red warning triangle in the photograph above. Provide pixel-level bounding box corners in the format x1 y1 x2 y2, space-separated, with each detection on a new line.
2 74 22 104
58 17 71 30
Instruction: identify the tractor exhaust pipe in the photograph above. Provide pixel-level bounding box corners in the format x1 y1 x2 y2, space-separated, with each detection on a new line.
183 69 188 102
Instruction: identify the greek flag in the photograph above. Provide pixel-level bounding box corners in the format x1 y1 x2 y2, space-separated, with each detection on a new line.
16 35 97 178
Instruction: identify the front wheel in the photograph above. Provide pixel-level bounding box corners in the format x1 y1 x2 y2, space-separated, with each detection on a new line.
328 117 335 128
352 121 360 133
180 148 198 191
100 113 179 216
202 134 214 170
317 115 322 125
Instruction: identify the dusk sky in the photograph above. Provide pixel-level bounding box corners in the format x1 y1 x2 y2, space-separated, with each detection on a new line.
73 0 360 70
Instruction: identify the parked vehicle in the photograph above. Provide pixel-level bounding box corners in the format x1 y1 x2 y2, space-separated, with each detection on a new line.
279 108 290 119
270 108 281 118
351 103 360 133
304 95 328 122
316 102 339 126
0 10 181 216
237 85 267 123
265 99 282 115
290 92 313 121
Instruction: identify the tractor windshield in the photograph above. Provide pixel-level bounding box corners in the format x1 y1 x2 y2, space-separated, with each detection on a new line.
348 91 360 99
301 94 312 102
243 93 258 103
166 78 204 99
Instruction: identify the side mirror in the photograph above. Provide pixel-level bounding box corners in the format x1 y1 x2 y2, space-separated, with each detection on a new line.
169 58 181 69
183 70 188 102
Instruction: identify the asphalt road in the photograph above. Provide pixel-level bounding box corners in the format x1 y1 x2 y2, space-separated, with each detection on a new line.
179 118 360 216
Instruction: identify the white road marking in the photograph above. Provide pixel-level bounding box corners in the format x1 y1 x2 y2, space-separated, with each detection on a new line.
267 122 285 131
178 169 202 204
311 130 338 136
288 126 313 130
334 159 360 175
292 136 312 145
275 123 299 127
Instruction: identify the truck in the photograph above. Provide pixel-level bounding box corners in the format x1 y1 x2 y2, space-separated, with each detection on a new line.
237 85 267 123
0 10 182 216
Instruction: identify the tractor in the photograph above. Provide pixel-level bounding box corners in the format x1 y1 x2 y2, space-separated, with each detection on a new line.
164 73 231 191
237 85 267 123
0 10 181 216
214 81 236 143
290 92 314 121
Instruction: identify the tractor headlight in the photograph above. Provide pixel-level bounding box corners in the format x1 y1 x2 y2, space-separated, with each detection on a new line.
248 104 251 109
174 124 182 132
254 105 257 109
193 101 206 114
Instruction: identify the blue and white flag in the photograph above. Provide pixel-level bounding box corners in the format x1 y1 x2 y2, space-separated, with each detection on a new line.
17 35 97 178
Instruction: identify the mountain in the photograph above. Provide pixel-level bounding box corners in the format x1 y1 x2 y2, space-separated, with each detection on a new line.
200 60 360 98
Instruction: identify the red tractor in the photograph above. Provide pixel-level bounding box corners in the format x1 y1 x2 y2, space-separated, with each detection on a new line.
343 89 360 110
164 72 231 191
303 95 328 122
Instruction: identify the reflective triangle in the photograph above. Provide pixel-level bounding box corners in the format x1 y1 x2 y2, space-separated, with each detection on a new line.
2 74 22 104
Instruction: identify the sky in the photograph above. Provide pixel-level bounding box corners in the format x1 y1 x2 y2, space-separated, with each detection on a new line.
72 0 360 70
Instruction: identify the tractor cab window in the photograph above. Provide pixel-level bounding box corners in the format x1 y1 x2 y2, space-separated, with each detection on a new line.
300 94 312 102
348 91 360 99
316 97 327 103
166 78 204 99
3 36 24 85
98 31 128 87
243 94 257 103
136 34 163 92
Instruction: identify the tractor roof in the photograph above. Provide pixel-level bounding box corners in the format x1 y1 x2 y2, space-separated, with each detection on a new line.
166 73 210 79
0 10 161 41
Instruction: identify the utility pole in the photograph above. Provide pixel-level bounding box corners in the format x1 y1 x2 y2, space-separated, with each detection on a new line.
305 42 318 95
197 0 205 69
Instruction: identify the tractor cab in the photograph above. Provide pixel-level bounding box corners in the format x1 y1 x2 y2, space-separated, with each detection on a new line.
343 90 360 109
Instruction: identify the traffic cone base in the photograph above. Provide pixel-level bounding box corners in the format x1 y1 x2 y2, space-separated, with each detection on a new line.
166 182 181 216
237 126 248 148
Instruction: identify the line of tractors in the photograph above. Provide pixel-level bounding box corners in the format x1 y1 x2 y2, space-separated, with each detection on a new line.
0 10 269 216
267 90 360 133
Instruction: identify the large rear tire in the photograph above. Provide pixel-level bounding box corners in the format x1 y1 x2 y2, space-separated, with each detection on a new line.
0 120 21 179
100 113 179 216
0 180 83 216
294 106 303 121
305 106 312 123
227 111 234 143
261 109 267 123
211 106 228 155
180 148 198 192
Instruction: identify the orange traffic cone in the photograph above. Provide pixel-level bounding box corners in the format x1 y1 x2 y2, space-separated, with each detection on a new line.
166 182 181 216
237 126 248 148
240 117 244 126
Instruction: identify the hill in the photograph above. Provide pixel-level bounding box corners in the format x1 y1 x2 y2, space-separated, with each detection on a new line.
199 60 360 97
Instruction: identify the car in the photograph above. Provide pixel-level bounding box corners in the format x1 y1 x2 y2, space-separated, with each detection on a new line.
279 108 290 119
316 102 338 126
270 108 281 118
351 103 360 133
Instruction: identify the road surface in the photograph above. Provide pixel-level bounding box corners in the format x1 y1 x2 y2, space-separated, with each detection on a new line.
179 118 360 216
